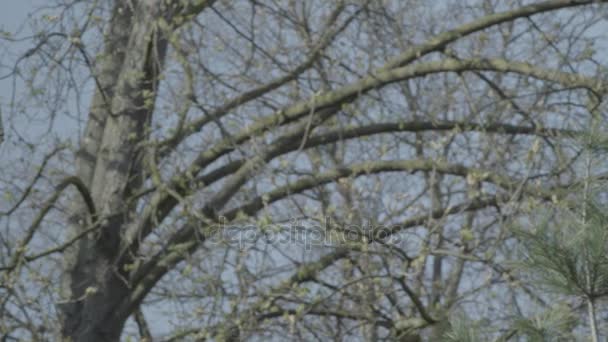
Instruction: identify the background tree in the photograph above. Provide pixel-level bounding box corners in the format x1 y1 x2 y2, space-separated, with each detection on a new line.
1 0 608 341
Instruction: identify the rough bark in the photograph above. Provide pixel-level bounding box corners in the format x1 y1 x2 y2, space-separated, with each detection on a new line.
59 1 167 340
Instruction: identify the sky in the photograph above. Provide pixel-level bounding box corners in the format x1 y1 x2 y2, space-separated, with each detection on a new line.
0 0 50 150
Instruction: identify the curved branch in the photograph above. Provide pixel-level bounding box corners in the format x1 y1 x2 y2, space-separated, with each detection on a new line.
172 56 602 197
222 159 544 221
59 176 96 218
198 120 578 189
131 110 582 261
152 56 596 233
381 0 604 70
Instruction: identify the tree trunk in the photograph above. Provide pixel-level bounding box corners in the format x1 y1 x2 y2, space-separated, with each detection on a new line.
59 1 167 340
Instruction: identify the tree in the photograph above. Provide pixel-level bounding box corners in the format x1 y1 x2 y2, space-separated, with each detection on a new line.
0 0 607 340
512 120 608 342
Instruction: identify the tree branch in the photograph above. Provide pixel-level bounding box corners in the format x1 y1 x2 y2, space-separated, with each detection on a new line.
2 176 95 273
130 55 595 261
381 0 606 70
156 1 363 158
153 195 506 340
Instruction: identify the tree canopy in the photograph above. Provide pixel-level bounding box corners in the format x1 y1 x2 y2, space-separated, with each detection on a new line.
1 0 608 341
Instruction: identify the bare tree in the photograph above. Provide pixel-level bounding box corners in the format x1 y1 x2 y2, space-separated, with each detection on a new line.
1 0 607 341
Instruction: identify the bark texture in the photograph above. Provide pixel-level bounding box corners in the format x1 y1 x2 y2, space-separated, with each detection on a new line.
60 1 169 340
